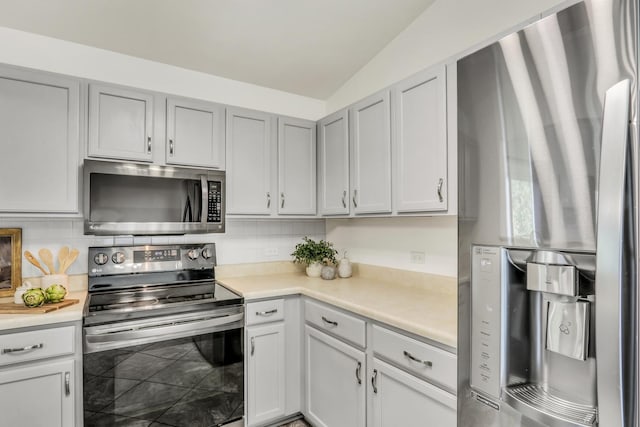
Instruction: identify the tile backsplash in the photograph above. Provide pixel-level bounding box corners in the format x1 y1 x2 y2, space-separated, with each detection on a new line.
0 217 325 278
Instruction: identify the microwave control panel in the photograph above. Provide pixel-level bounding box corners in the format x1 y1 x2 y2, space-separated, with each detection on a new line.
207 181 222 223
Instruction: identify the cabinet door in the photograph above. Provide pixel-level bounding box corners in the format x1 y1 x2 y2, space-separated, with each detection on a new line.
166 97 225 169
278 117 316 215
0 68 80 213
350 90 392 214
226 108 275 214
371 358 456 427
318 109 349 215
88 84 154 162
247 323 286 426
0 359 75 427
393 66 447 212
304 326 365 427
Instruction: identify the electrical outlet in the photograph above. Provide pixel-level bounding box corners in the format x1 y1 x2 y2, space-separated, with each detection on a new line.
410 251 426 264
264 247 279 256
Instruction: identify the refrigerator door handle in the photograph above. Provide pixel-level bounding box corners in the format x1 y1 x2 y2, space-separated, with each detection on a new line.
595 79 631 427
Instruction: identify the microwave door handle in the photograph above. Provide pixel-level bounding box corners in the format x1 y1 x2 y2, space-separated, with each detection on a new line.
194 181 201 222
200 176 208 223
182 194 192 222
595 79 631 427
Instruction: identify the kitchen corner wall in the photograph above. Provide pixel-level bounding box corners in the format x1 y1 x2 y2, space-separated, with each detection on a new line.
0 217 324 278
326 217 457 278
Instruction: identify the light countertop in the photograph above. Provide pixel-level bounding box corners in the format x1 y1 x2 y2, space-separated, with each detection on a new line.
0 275 87 332
0 264 458 351
217 262 458 350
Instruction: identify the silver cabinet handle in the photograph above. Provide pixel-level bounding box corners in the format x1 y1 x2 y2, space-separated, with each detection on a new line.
147 136 152 154
169 139 174 155
371 369 378 394
266 192 271 208
356 361 362 385
321 316 338 327
250 337 255 356
256 309 277 316
2 343 43 354
64 371 71 396
403 350 433 367
352 189 358 208
281 192 285 208
342 190 347 208
437 178 444 202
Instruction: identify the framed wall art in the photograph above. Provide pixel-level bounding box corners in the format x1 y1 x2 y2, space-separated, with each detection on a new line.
0 228 21 297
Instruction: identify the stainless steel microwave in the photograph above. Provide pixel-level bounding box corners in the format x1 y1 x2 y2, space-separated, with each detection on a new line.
84 160 225 235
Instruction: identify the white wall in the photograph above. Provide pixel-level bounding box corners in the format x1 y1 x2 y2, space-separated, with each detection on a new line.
325 0 567 112
2 217 324 278
327 217 457 277
0 26 325 120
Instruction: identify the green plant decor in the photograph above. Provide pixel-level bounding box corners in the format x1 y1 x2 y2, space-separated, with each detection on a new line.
291 237 338 266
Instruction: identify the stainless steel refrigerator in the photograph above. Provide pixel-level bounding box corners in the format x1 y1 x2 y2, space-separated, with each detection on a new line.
457 0 638 426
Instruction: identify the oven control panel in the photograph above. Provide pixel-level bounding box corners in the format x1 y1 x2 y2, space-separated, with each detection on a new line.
88 243 216 276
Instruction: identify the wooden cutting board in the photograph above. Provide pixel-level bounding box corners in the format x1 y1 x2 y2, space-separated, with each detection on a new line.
0 299 79 314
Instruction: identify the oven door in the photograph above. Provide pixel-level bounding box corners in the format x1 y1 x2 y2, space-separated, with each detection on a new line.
83 307 244 427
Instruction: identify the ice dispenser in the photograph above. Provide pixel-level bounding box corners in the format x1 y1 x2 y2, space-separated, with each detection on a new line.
470 246 598 427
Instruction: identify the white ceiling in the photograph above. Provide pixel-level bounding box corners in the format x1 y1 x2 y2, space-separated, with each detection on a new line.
0 0 435 99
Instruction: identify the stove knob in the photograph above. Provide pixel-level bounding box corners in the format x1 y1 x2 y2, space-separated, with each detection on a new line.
187 249 200 260
94 253 109 265
112 252 126 264
201 248 213 259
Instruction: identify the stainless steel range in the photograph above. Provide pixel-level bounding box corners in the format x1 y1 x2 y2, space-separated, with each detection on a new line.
83 243 244 427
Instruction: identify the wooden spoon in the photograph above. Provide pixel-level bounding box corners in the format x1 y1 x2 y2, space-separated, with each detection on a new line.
38 248 56 275
60 248 79 274
24 251 48 275
57 246 70 274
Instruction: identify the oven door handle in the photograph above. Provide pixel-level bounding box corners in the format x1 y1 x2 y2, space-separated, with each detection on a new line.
84 312 243 348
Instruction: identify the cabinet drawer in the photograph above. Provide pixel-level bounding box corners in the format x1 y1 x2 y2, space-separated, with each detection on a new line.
372 325 456 391
304 300 365 347
0 325 75 366
247 299 285 326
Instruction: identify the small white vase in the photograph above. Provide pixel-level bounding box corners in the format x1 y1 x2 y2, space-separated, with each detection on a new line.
338 257 352 278
306 262 323 278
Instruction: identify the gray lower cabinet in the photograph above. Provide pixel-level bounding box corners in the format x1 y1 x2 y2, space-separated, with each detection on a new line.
304 325 366 427
0 66 80 213
300 298 456 427
0 322 82 427
370 358 456 427
246 298 301 427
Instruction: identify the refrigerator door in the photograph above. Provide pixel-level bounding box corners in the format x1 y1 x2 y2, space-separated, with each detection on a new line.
458 0 637 426
457 0 636 251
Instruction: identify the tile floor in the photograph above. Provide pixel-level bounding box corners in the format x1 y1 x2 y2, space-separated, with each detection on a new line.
278 420 311 427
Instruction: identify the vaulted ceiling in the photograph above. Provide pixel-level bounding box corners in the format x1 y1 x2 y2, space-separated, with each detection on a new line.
0 0 435 98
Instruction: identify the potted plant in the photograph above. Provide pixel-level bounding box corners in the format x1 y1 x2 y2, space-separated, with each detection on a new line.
291 237 338 277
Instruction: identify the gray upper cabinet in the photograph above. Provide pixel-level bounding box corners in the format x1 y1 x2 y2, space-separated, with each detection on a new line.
226 107 275 215
392 65 447 212
349 90 392 214
0 67 80 213
166 97 225 169
278 117 316 215
88 84 225 169
318 109 349 216
88 84 154 162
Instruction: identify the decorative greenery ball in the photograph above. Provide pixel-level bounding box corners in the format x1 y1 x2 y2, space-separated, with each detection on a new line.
291 237 338 266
